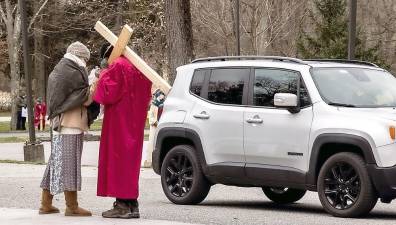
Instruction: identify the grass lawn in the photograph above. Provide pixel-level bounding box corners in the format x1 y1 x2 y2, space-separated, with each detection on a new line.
90 120 103 131
0 121 9 132
0 121 50 133
0 136 28 143
0 159 45 165
0 118 149 133
0 134 149 143
0 111 11 117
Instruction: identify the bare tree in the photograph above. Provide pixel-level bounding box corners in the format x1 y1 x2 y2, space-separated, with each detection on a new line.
192 0 236 56
358 0 396 70
0 0 22 130
0 0 48 130
165 0 194 84
33 0 48 101
240 0 306 55
192 0 306 57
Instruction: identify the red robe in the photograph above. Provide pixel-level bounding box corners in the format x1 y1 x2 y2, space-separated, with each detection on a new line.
34 103 47 127
94 57 152 199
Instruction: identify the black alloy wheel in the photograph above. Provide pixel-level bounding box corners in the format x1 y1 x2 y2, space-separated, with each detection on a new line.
161 145 210 204
164 153 194 197
317 152 378 217
323 162 360 210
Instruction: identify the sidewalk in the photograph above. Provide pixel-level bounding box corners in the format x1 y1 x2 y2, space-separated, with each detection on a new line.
0 163 199 225
0 208 199 225
0 141 149 167
0 116 10 122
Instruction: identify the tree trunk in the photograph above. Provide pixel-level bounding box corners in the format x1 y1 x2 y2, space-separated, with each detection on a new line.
165 0 194 84
115 0 124 31
5 7 21 130
33 1 46 101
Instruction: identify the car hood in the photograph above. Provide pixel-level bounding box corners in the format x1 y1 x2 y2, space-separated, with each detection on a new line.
338 107 396 121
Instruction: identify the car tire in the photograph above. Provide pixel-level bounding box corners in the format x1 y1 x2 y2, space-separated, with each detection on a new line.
317 152 378 218
262 187 306 204
161 145 211 205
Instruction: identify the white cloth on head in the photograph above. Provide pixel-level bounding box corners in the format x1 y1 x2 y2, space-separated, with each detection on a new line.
64 53 86 68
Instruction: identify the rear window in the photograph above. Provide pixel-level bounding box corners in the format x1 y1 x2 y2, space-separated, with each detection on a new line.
207 68 248 105
190 70 205 96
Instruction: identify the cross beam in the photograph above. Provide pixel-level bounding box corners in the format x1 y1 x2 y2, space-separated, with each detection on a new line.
94 21 171 94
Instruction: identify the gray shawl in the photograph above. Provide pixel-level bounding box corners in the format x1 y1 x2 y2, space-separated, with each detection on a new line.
47 58 90 120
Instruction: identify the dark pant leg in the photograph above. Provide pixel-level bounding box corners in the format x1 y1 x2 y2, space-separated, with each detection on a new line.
116 198 136 204
16 111 22 130
21 117 26 130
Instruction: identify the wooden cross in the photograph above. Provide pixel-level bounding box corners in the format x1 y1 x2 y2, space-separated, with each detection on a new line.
94 21 171 94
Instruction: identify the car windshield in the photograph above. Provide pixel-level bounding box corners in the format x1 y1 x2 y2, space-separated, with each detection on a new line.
311 67 396 108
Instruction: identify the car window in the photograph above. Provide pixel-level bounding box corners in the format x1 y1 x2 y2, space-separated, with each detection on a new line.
190 70 205 96
312 67 396 108
253 68 310 107
207 68 248 105
300 81 311 107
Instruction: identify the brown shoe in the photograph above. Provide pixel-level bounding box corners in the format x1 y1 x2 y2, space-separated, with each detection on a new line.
129 200 140 218
64 191 92 216
102 201 134 219
39 189 60 214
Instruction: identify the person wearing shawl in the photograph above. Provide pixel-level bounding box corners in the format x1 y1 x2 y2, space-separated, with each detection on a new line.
39 42 95 217
144 89 165 167
94 44 152 219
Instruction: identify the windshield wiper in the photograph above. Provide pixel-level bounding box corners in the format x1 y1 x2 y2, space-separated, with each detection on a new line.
328 102 356 107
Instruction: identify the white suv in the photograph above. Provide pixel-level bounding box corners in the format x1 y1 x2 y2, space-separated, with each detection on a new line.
152 56 396 218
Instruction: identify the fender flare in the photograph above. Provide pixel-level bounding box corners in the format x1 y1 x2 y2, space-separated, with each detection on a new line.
306 133 376 186
153 127 207 174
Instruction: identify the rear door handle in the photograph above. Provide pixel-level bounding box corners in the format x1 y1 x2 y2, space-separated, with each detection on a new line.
193 111 210 119
246 116 263 124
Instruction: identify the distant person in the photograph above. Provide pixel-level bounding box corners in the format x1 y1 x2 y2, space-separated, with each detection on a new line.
16 92 26 130
21 105 27 130
95 43 152 219
34 97 47 131
144 89 165 167
39 41 96 217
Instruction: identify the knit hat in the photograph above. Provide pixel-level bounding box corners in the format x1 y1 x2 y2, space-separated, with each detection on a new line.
66 42 90 62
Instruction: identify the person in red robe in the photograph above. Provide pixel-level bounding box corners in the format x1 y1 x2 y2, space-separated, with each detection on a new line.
94 44 152 219
34 98 47 131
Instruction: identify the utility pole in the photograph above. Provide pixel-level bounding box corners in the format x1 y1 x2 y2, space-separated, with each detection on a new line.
348 0 357 60
19 0 44 163
235 0 241 55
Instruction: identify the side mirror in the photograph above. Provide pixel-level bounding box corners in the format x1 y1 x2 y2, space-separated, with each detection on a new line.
274 93 300 113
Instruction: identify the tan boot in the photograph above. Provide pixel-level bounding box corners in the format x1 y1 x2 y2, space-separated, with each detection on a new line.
64 191 92 216
39 189 60 214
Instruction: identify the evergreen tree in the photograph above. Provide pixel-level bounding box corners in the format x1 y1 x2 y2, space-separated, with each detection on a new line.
297 0 387 68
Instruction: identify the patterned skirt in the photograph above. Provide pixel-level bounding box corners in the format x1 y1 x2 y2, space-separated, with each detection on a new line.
40 133 83 195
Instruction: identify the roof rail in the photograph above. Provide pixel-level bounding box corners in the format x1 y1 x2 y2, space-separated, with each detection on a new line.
191 56 305 64
304 59 379 67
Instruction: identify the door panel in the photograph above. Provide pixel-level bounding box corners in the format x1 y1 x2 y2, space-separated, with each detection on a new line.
191 101 245 165
244 68 313 172
186 68 250 166
244 107 313 171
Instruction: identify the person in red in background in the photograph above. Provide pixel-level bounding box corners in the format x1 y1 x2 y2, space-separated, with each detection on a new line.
94 44 152 219
34 97 47 131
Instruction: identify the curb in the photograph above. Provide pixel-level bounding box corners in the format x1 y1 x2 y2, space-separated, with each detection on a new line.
0 208 199 225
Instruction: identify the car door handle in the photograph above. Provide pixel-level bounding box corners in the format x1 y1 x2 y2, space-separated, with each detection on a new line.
193 111 210 120
246 117 263 124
